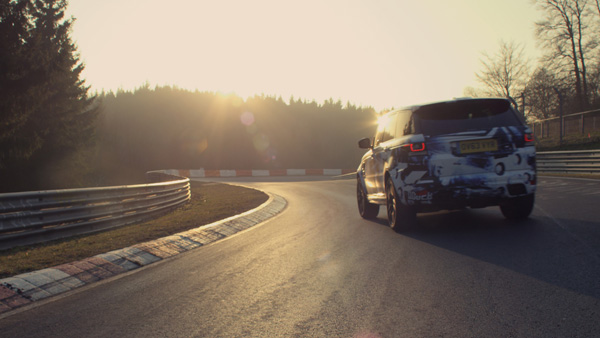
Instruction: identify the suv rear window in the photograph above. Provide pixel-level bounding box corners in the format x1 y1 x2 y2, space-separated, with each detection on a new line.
415 99 523 136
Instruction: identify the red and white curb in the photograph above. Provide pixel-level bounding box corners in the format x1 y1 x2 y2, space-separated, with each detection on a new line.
0 193 286 315
161 168 355 178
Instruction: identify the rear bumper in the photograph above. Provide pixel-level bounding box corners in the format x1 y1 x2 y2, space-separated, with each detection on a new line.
400 169 536 211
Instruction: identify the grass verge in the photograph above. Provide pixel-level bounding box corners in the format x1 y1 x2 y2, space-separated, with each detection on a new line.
0 181 268 278
536 134 600 151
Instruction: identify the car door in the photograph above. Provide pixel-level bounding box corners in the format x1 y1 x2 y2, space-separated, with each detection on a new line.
364 112 397 197
363 124 384 196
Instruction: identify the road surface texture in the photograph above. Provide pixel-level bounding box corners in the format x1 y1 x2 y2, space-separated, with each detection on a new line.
1 176 599 337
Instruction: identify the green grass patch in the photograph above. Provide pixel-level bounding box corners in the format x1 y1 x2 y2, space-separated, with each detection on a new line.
0 181 268 278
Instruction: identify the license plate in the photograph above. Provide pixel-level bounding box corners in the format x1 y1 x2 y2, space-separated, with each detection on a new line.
458 139 498 154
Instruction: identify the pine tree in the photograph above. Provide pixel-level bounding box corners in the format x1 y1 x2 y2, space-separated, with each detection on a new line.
0 0 97 189
0 0 39 167
25 0 97 156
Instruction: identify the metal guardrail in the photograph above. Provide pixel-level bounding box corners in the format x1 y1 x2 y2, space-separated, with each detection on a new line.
0 172 190 250
537 150 600 174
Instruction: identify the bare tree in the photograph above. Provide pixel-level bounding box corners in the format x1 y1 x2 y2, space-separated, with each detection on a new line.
524 67 562 119
475 40 530 108
535 0 597 111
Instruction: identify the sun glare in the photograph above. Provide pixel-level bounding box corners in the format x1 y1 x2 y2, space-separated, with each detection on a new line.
376 114 391 130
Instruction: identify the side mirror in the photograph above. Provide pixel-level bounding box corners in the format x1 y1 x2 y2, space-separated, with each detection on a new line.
358 137 372 149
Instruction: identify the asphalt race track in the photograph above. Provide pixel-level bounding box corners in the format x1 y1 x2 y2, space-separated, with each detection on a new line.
0 176 599 337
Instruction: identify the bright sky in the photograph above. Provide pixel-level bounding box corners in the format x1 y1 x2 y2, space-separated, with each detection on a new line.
66 0 542 111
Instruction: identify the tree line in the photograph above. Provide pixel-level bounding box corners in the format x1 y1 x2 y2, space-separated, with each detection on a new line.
95 86 376 186
472 0 600 121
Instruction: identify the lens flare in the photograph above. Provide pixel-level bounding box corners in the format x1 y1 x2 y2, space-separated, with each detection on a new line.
196 138 208 154
253 133 269 152
240 111 255 126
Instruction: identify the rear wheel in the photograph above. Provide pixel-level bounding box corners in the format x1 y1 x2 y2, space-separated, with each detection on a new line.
500 194 535 220
357 180 379 219
386 178 416 232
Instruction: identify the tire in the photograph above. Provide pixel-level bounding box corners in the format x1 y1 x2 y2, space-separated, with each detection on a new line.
386 178 416 232
500 193 535 220
357 180 379 219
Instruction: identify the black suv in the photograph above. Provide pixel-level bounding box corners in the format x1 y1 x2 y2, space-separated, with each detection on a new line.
357 98 536 231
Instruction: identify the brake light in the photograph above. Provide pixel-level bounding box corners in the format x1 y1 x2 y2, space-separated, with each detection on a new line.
524 133 534 143
403 142 426 152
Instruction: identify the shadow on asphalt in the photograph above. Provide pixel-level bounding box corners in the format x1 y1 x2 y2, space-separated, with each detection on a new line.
370 207 600 300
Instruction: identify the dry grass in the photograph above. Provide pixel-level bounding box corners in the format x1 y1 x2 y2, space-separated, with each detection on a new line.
0 181 268 278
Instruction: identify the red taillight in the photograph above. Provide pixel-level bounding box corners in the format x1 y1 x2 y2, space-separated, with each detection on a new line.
411 142 426 152
404 142 426 152
524 133 534 143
